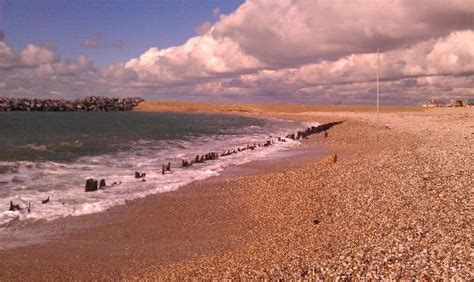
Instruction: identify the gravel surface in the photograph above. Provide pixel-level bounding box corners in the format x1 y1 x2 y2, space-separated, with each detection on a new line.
134 108 473 279
0 108 471 280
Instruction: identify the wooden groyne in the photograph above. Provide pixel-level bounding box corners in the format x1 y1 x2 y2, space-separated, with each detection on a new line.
6 121 344 214
0 96 144 112
77 121 344 196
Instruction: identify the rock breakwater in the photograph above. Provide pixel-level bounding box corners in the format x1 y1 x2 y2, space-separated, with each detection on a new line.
0 97 144 112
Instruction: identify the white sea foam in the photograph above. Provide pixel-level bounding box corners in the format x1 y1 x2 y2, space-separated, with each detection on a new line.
0 121 316 227
22 144 49 152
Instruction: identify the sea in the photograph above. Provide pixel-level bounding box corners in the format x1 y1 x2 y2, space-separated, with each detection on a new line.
0 111 307 227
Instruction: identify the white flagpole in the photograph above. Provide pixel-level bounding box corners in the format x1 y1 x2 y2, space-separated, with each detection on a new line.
377 48 380 129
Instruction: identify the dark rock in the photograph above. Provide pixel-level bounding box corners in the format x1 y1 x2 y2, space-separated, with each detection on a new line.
0 97 145 112
99 179 106 188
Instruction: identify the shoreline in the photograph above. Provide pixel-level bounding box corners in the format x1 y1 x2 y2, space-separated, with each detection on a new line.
0 112 305 229
0 128 318 249
0 111 330 279
0 105 471 279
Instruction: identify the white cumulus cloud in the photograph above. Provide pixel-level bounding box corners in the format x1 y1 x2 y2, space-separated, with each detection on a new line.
2 0 473 103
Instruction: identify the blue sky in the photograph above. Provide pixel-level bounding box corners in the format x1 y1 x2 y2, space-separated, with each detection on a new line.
0 1 472 103
0 0 243 66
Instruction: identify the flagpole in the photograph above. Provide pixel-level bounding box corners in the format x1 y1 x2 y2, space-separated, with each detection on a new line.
377 48 380 129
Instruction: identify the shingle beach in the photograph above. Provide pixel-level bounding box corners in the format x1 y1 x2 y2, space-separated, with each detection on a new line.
1 105 472 280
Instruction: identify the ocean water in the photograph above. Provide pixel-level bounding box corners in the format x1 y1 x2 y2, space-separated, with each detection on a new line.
0 112 306 227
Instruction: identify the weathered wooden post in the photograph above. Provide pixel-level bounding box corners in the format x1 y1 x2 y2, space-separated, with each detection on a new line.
85 178 98 192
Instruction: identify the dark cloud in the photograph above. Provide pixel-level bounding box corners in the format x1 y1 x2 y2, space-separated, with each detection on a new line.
213 7 220 17
110 40 124 49
81 30 124 49
81 31 101 48
213 0 474 67
81 38 100 48
400 78 418 87
195 21 213 35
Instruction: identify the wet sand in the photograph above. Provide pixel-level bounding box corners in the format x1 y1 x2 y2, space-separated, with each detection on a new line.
0 104 472 280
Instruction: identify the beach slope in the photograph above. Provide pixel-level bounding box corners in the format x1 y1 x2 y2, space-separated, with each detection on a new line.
0 104 471 280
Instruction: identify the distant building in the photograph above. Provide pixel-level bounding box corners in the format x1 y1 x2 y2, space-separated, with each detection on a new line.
422 99 446 107
449 100 464 107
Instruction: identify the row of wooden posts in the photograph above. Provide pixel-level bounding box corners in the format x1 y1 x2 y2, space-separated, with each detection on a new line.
99 123 337 189
8 197 49 213
7 123 337 212
83 123 334 191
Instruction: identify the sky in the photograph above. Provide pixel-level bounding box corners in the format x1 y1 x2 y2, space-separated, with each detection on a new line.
0 0 473 104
